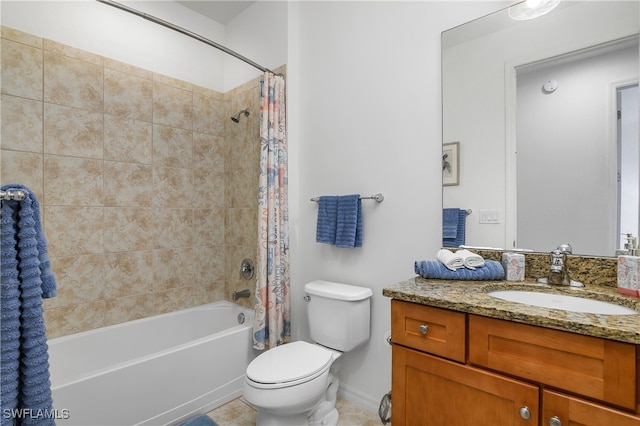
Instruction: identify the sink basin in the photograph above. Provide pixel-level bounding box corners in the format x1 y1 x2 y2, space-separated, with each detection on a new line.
487 290 638 315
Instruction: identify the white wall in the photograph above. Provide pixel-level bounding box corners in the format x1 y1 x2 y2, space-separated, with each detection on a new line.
289 0 505 410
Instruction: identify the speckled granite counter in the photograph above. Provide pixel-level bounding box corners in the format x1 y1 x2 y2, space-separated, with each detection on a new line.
383 277 640 344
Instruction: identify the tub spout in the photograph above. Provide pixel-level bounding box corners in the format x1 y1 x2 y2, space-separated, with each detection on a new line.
233 289 251 301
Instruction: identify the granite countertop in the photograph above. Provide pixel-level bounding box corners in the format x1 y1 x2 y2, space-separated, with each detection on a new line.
382 277 640 344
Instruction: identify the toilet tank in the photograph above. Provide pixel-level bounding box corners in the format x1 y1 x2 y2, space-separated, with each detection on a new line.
304 280 373 352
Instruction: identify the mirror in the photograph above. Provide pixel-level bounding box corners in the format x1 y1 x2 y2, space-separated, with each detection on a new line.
442 0 639 257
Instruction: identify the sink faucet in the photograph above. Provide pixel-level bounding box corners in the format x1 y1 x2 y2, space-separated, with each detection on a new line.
548 249 570 286
546 244 584 287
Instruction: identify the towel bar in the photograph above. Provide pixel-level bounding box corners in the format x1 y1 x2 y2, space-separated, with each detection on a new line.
0 189 26 201
310 193 384 203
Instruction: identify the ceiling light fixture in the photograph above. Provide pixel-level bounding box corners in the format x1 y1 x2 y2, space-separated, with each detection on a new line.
509 0 561 20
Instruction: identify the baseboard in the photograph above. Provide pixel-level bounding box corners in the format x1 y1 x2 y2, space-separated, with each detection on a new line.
337 382 383 414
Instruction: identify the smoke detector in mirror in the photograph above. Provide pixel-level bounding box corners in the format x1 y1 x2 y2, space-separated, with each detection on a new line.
543 80 558 94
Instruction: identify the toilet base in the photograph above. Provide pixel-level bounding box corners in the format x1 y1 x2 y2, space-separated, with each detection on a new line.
256 410 311 426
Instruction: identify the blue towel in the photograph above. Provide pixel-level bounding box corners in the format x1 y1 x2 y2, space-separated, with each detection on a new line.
316 194 363 248
415 259 504 280
335 194 362 248
179 414 219 426
1 184 57 426
443 209 466 248
443 208 460 239
316 196 338 244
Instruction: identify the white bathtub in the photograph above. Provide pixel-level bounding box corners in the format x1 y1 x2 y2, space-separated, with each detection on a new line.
47 301 257 425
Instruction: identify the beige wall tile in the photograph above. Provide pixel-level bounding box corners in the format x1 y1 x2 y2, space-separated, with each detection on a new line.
194 208 224 246
44 301 107 338
153 247 195 291
192 244 225 285
1 27 267 338
194 132 224 173
104 293 157 326
1 38 43 100
194 91 224 135
44 51 103 112
44 103 103 158
104 68 152 121
104 115 152 164
44 155 103 206
104 207 154 252
153 208 193 249
153 166 193 208
153 82 192 129
0 150 43 201
104 161 153 207
193 170 225 210
45 206 103 257
152 124 193 168
2 27 43 48
1 95 43 152
45 255 105 309
104 250 154 299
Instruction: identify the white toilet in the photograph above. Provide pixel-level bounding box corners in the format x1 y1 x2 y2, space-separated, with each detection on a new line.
243 280 373 426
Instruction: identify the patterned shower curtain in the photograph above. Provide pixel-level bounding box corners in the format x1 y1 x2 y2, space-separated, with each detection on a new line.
253 71 290 350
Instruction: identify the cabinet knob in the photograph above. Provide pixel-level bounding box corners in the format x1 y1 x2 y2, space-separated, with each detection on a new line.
518 406 531 420
548 416 562 426
418 325 429 335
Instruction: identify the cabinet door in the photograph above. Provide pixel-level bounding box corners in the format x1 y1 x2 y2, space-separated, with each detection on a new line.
392 345 539 426
543 389 640 426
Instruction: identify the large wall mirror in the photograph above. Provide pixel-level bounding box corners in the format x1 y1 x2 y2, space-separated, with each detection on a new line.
442 0 639 257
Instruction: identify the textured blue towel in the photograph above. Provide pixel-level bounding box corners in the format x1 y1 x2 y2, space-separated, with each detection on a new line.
1 184 57 426
335 194 362 248
179 415 219 426
316 196 338 244
443 209 466 248
415 259 504 280
443 208 460 239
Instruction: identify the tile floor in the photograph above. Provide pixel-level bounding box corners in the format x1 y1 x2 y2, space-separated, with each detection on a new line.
206 397 383 425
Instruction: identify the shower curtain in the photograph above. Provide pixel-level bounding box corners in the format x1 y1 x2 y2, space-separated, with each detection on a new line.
253 72 290 350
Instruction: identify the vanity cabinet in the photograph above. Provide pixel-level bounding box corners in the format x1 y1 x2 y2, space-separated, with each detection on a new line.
391 299 640 426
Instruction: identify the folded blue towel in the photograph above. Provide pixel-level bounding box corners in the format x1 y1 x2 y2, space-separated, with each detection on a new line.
443 209 466 248
443 208 460 239
179 414 219 426
415 259 505 280
335 194 362 248
1 184 57 426
316 196 338 244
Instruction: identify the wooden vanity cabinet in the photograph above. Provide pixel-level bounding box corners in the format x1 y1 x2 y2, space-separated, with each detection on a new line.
391 299 640 426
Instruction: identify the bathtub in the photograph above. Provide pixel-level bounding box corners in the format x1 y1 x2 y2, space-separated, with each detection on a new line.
47 301 257 425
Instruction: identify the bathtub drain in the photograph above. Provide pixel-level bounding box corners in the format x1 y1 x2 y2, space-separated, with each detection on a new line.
237 313 246 324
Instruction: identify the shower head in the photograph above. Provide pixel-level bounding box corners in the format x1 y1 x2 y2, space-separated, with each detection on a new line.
231 108 250 123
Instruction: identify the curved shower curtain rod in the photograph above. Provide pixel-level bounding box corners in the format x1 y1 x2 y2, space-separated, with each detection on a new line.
96 0 274 74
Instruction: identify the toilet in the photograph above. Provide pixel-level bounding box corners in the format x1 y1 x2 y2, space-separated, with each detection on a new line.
243 280 373 426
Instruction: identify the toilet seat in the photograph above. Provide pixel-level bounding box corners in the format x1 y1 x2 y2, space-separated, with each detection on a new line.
246 341 334 390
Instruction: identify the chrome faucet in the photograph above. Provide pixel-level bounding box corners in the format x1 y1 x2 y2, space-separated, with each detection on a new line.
232 289 251 301
545 243 584 287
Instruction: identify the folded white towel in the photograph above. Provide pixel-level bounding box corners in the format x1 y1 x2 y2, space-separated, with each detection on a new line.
437 249 464 271
456 249 485 270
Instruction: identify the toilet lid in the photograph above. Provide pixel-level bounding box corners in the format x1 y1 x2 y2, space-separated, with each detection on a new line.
246 341 334 386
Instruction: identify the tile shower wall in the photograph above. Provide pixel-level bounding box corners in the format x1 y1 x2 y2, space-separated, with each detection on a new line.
1 27 265 338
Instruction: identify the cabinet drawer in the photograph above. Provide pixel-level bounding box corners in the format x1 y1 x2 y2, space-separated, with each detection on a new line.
543 389 640 426
391 300 465 362
469 314 637 410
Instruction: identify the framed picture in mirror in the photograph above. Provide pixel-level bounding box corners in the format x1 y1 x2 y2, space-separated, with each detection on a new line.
443 142 459 186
